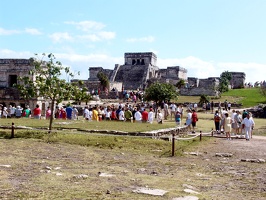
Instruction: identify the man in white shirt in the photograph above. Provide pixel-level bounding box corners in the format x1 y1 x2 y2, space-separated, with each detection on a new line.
119 108 125 121
242 113 255 141
134 108 142 123
170 102 177 120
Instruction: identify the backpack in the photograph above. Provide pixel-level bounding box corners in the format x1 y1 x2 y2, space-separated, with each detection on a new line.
214 114 220 122
175 113 181 122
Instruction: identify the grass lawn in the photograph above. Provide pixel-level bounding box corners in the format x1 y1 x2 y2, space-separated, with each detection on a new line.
175 87 266 108
221 87 266 107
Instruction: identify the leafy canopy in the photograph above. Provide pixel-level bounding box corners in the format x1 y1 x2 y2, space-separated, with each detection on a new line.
218 71 232 93
144 82 178 103
17 53 81 131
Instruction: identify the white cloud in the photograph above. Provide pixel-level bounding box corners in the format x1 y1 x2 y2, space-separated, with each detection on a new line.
158 56 265 83
24 28 42 35
49 32 73 43
98 31 116 40
126 36 155 43
0 27 20 35
65 20 105 32
77 34 100 42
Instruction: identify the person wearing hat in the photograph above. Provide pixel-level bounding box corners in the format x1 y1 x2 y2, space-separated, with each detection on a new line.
15 106 23 118
242 112 255 141
23 105 32 118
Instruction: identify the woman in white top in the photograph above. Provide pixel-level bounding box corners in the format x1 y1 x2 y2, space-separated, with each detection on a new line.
186 109 192 132
148 108 154 124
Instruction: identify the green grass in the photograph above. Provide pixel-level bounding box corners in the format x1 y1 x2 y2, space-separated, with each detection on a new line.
0 118 176 132
175 88 266 108
221 88 266 107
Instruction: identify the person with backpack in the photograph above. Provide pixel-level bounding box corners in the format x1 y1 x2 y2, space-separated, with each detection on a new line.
214 110 221 133
175 111 181 127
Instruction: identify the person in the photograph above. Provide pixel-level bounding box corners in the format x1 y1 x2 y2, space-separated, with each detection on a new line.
9 105 15 118
15 106 23 118
242 113 255 141
134 108 142 123
234 110 242 137
66 104 73 120
46 106 51 119
231 109 237 135
163 101 169 120
148 108 154 124
2 107 8 118
61 107 67 120
124 107 133 122
142 108 148 123
98 106 103 121
83 106 90 120
186 109 192 133
175 111 181 127
191 109 198 133
111 108 118 120
220 108 227 133
224 100 228 111
33 104 41 119
157 109 163 124
223 113 232 140
177 104 184 119
211 101 214 114
92 106 99 121
228 102 231 111
214 110 221 133
72 106 79 120
218 101 222 113
118 107 125 121
23 105 32 118
170 102 177 120
105 108 111 120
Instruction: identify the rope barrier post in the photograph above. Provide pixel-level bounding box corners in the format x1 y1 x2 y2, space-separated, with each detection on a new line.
172 131 175 157
11 122 15 139
200 131 202 141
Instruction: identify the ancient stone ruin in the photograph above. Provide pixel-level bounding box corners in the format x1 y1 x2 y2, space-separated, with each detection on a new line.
0 59 47 112
85 52 245 97
0 53 247 103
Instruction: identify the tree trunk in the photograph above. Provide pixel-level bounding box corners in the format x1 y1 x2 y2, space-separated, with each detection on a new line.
48 99 55 133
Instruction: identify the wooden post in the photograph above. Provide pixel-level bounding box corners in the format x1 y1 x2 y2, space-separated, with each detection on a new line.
200 131 202 141
171 132 175 157
11 122 15 138
211 128 213 137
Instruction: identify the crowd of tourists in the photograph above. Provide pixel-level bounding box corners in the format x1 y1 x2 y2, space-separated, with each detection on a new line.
0 98 255 141
213 107 255 141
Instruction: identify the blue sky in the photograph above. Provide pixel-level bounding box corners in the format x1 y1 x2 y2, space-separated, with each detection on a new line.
1 0 266 83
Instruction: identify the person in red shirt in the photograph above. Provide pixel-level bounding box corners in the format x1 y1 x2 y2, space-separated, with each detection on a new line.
142 109 149 123
33 105 41 119
191 109 198 133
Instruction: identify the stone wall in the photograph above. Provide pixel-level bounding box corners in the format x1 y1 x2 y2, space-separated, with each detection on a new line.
230 72 245 89
180 77 220 96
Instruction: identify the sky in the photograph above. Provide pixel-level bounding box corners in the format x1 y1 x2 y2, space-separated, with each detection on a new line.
1 0 266 84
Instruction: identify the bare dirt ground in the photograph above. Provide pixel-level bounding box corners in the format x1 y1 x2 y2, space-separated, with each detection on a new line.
0 135 265 199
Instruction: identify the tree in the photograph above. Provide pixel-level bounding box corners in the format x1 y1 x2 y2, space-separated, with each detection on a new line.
218 71 232 93
97 71 110 91
199 94 210 105
17 53 79 131
144 82 178 110
72 86 92 105
175 79 186 89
